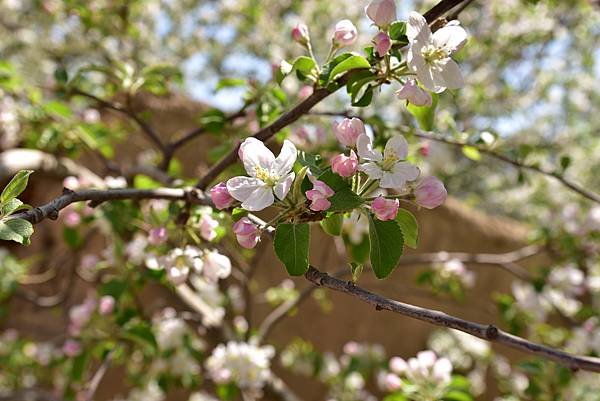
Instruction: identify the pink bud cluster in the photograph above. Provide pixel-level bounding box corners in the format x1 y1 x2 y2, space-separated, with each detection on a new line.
306 180 335 212
232 218 260 249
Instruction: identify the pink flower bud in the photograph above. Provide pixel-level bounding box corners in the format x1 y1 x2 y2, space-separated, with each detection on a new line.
365 0 397 28
334 117 365 147
63 210 81 227
148 227 168 246
199 214 219 242
291 22 310 44
415 176 447 209
298 85 313 99
305 180 335 212
383 373 402 391
63 176 80 190
419 140 430 157
395 80 432 107
210 182 235 210
389 356 408 374
333 19 358 46
98 295 115 315
331 150 359 177
62 340 82 357
232 217 260 249
371 196 399 221
373 32 392 57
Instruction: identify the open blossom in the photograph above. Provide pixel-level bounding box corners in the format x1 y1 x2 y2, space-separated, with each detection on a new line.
333 19 358 46
291 22 309 44
335 117 365 147
414 176 447 209
202 250 232 282
199 213 219 241
148 246 204 286
306 180 335 212
331 150 358 177
227 138 297 211
206 341 275 389
407 12 467 93
343 210 370 244
148 227 167 245
366 0 397 27
371 196 399 221
374 32 392 57
357 134 420 189
210 182 234 210
233 217 260 249
435 258 475 288
396 80 432 106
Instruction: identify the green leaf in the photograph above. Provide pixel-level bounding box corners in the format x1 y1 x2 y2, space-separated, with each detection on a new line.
70 352 89 382
319 53 353 84
43 100 72 118
297 151 324 175
407 92 438 131
462 146 481 161
329 55 371 81
199 109 226 133
368 214 403 279
0 218 34 245
320 214 343 236
389 21 407 41
291 56 318 81
395 208 418 248
122 322 158 354
274 223 310 276
1 170 33 204
443 390 473 401
215 78 246 92
317 170 364 212
1 198 30 216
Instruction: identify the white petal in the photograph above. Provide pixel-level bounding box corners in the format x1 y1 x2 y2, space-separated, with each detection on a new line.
239 138 275 177
417 65 442 93
380 163 420 188
226 176 265 202
358 162 383 179
241 186 275 211
357 134 382 161
407 12 430 43
273 140 297 177
384 135 409 160
439 59 464 89
274 172 295 200
432 25 467 53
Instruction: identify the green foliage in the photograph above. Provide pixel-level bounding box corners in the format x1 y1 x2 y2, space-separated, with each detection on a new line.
317 169 363 212
320 213 343 236
328 54 371 81
407 92 438 131
274 223 311 276
0 170 34 244
395 208 419 248
1 170 33 205
368 214 404 279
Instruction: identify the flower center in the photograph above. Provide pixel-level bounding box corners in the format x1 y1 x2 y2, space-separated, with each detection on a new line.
421 44 449 64
254 166 278 186
381 154 399 171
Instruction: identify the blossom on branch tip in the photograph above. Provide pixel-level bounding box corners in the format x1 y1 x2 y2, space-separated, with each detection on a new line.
395 80 432 106
371 195 399 221
407 12 467 93
357 134 420 189
227 138 297 211
210 182 234 210
306 180 335 212
334 117 366 147
414 176 447 209
366 0 397 28
291 22 310 44
232 217 260 249
331 150 359 177
333 19 358 46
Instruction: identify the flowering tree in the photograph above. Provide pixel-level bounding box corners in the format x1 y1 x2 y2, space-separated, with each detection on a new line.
1 0 600 400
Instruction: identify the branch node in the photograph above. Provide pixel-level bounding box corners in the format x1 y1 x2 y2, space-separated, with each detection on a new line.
47 208 59 220
485 324 499 339
375 304 383 311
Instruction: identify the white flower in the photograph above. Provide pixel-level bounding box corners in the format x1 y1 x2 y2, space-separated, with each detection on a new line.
407 12 467 93
357 134 420 189
190 275 226 327
154 314 188 350
342 210 370 244
227 138 297 211
202 249 232 282
205 341 275 390
148 246 204 286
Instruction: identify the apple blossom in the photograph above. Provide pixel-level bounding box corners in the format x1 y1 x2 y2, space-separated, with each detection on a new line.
357 134 420 189
389 356 408 374
98 295 115 315
148 227 167 245
209 182 234 210
407 12 468 93
202 249 232 282
373 32 392 57
331 150 359 177
232 217 260 249
63 210 81 227
371 195 399 221
148 246 204 286
365 0 397 28
414 176 447 209
62 339 82 357
395 80 432 106
199 213 218 241
62 175 80 190
333 19 358 46
227 138 297 211
382 372 402 391
306 180 335 212
334 117 365 147
298 85 313 99
343 210 370 244
291 22 309 45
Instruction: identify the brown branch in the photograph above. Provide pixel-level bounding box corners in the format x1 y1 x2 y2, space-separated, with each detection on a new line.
304 265 600 373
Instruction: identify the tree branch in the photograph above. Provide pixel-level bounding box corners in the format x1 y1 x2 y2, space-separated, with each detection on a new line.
304 265 600 372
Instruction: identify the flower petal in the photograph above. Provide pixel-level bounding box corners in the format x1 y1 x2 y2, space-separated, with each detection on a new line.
241 186 275 211
384 135 409 160
358 162 383 179
407 12 430 43
239 138 275 177
432 25 467 54
439 59 464 89
357 134 382 161
273 140 297 177
273 172 295 200
226 176 265 202
380 162 420 188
